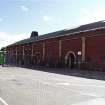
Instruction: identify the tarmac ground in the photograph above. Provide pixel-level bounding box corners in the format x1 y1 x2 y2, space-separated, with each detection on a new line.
0 66 105 105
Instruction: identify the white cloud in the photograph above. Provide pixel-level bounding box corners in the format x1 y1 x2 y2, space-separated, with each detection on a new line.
21 5 29 12
43 16 52 21
0 32 29 49
78 7 105 25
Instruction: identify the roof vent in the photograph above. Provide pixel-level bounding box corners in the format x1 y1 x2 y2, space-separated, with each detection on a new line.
30 31 38 38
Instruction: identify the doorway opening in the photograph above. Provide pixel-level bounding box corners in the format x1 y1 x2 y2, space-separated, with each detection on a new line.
65 51 76 68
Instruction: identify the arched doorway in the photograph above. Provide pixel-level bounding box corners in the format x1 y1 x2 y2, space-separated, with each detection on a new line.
65 51 76 68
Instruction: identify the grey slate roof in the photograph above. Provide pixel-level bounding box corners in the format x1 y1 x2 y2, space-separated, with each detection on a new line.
7 20 105 47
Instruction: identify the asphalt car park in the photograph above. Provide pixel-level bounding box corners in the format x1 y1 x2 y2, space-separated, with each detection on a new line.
0 67 105 105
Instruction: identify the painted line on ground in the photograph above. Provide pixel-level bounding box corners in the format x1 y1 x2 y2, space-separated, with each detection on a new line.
56 82 105 88
31 78 100 98
0 97 8 105
73 98 105 105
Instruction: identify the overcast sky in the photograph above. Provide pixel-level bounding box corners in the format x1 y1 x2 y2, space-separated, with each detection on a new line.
0 0 105 49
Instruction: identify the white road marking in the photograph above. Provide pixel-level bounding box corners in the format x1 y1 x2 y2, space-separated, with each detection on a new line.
0 97 8 105
56 82 105 88
48 77 105 88
31 79 99 98
57 82 70 86
73 98 105 105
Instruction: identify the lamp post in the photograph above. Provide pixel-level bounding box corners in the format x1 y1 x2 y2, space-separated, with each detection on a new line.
77 51 82 69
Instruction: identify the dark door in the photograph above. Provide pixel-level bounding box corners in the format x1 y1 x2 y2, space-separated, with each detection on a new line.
67 53 75 68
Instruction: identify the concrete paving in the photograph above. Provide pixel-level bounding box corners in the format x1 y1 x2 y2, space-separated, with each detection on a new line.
0 67 105 105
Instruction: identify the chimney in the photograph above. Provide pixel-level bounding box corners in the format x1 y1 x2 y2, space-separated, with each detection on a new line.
30 31 38 38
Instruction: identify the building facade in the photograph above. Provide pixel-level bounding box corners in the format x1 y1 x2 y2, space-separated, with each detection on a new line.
6 21 105 70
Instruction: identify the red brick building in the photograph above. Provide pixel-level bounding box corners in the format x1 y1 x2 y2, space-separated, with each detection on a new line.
6 21 105 70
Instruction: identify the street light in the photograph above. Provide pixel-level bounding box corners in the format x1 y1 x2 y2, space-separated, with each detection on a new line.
78 51 81 56
77 51 82 69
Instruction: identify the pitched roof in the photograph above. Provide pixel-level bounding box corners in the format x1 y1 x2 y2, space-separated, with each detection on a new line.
7 20 105 47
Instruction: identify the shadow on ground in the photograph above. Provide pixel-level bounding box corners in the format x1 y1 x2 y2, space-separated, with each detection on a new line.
4 65 105 81
30 67 105 81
